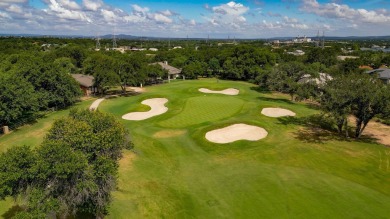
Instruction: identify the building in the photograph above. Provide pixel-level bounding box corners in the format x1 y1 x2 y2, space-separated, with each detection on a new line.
157 61 182 79
287 50 305 56
71 74 96 96
299 73 333 86
337 56 359 61
366 68 390 84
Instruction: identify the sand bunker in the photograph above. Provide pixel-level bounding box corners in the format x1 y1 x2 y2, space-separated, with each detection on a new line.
122 98 168 121
205 123 268 144
89 98 105 111
261 108 296 117
199 88 239 95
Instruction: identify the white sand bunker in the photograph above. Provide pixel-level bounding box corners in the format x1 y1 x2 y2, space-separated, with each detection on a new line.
261 108 296 117
199 88 239 95
89 98 105 111
122 98 168 121
205 123 268 144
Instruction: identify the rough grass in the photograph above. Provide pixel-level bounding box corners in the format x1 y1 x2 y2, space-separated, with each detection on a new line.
1 79 390 218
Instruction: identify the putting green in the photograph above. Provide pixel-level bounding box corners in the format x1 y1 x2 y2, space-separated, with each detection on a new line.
159 96 244 128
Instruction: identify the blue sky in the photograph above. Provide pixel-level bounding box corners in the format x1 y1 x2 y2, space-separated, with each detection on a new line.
0 0 389 38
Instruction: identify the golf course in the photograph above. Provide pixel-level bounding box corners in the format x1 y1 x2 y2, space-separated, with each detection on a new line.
1 78 390 218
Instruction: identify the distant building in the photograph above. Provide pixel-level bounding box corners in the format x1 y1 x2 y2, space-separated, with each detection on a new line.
156 61 182 79
299 73 333 86
287 50 305 56
293 36 311 43
366 68 390 84
71 74 96 96
337 56 359 61
149 48 158 51
173 46 183 49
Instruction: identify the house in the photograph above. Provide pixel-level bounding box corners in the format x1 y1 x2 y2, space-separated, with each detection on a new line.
157 62 182 79
71 74 97 96
287 50 305 56
337 56 359 61
299 73 333 86
366 68 390 84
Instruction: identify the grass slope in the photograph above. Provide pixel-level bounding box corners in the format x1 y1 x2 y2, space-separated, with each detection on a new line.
1 79 389 218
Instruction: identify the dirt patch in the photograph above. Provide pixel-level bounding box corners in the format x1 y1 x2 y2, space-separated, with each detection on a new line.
205 123 268 144
153 130 187 138
261 108 296 117
119 151 136 171
128 87 145 93
199 88 239 95
362 121 390 146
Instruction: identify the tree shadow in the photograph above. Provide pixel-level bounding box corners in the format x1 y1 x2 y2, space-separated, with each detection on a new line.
277 114 380 145
257 96 294 105
2 205 24 219
250 86 272 94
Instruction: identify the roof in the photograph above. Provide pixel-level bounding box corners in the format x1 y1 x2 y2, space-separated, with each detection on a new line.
71 74 94 87
299 73 333 85
367 69 390 80
157 62 181 75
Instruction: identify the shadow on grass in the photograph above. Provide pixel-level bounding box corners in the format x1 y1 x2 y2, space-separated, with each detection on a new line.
257 96 294 105
277 114 380 145
2 205 24 219
249 86 272 94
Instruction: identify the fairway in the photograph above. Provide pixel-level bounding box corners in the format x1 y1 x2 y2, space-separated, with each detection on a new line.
1 79 390 218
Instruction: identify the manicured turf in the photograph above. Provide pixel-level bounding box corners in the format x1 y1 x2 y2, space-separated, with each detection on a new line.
159 96 244 128
1 79 390 218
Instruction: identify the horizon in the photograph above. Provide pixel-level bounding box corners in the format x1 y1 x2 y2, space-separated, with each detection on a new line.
0 0 390 38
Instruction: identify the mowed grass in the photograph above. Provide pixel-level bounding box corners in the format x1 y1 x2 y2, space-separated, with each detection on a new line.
159 96 244 128
1 78 390 218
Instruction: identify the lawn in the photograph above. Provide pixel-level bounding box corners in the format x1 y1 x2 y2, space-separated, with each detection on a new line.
1 79 390 218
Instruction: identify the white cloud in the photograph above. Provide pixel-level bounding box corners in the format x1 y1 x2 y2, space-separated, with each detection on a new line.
132 4 149 14
101 9 118 22
6 4 23 13
44 0 91 22
0 0 27 7
0 11 11 19
148 13 172 23
58 0 80 10
301 0 390 23
83 0 103 11
205 1 249 28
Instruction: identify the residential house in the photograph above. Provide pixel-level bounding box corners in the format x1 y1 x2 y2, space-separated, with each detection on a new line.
157 61 182 80
366 68 390 84
71 74 97 96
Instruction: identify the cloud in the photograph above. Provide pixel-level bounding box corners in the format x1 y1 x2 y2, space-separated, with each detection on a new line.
43 0 91 22
0 0 27 7
58 0 80 10
6 4 23 13
203 1 249 28
149 13 172 23
301 0 390 23
83 0 103 11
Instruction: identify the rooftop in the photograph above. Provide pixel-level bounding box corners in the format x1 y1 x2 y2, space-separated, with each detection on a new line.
71 74 94 87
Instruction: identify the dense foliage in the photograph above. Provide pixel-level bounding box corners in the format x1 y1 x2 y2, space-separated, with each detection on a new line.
0 110 131 218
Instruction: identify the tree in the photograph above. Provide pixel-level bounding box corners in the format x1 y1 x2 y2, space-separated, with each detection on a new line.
267 61 308 100
0 75 40 128
0 110 131 218
321 74 390 138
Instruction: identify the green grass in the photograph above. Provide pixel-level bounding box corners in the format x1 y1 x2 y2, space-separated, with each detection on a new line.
1 78 390 218
159 96 244 128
